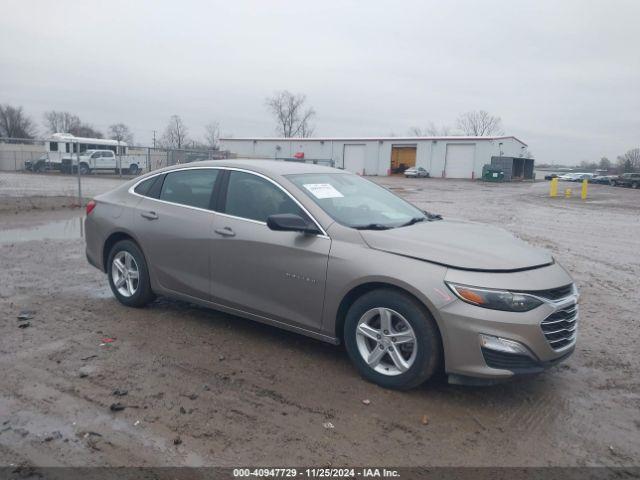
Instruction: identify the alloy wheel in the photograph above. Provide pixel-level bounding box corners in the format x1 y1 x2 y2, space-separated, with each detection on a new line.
355 307 417 376
111 251 139 297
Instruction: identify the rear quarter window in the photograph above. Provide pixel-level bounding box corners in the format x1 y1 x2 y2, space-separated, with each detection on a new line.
134 176 160 197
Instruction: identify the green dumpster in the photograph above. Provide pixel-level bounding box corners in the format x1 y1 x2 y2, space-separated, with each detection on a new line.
482 166 505 182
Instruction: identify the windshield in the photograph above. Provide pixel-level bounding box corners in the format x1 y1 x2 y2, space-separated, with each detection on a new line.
288 173 426 229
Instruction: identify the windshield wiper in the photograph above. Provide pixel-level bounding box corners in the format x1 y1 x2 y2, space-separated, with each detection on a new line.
399 216 427 227
353 223 392 230
423 210 443 221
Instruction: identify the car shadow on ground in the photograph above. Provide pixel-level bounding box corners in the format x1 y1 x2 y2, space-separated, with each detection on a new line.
136 295 562 410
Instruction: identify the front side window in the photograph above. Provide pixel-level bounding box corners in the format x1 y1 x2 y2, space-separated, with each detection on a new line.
224 171 304 223
49 142 58 152
287 173 425 229
159 169 219 209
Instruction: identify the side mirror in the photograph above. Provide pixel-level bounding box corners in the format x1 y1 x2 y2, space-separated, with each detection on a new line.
267 214 320 235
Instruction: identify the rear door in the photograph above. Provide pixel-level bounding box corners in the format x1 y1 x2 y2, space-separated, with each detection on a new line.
134 168 221 300
210 169 331 330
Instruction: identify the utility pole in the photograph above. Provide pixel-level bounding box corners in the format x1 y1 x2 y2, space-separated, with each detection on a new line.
152 130 156 148
117 139 122 178
76 140 82 207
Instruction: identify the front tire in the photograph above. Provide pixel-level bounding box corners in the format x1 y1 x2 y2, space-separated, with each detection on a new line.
107 240 154 308
344 289 442 390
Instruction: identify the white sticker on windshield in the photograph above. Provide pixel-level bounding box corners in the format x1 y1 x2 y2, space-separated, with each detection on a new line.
303 183 344 199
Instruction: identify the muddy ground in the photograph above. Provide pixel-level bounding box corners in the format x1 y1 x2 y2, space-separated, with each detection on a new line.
0 173 638 468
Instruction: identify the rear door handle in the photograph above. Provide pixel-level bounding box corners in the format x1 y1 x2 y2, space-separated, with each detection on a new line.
214 227 235 237
141 211 158 220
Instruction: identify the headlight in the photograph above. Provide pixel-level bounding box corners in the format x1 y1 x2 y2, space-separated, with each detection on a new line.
446 283 543 312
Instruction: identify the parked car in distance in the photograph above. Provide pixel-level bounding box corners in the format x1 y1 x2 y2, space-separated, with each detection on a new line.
558 172 594 182
85 159 578 389
590 175 616 185
61 149 142 175
612 172 640 188
25 154 61 173
544 173 558 180
404 166 429 178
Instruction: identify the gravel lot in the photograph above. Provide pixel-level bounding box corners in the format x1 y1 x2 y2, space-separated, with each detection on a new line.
0 172 639 468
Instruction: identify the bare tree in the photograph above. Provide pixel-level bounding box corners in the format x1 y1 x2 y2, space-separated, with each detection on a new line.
579 160 598 170
160 115 189 149
108 123 134 145
43 111 80 134
456 110 504 136
73 123 103 138
598 157 611 170
203 122 220 150
0 104 36 138
43 110 103 137
617 148 640 172
409 122 455 136
266 90 315 138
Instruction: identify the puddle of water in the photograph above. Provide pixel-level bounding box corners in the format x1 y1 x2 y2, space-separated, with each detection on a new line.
0 217 84 243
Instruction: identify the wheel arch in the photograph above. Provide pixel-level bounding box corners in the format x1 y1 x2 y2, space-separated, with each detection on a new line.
102 231 145 273
334 281 443 344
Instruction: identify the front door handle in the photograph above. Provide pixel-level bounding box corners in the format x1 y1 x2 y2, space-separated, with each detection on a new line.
214 227 236 237
141 211 158 220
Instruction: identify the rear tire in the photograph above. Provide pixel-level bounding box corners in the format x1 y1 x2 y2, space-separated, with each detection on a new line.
107 240 154 308
128 164 139 175
344 288 442 390
632 182 638 189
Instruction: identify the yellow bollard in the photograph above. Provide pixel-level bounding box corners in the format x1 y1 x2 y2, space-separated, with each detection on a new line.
581 179 588 200
550 178 558 197
565 188 572 198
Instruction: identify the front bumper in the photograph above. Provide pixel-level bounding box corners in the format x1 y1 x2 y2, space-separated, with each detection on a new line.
437 266 578 380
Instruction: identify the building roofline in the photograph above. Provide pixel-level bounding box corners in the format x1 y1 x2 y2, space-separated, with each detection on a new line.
219 135 527 147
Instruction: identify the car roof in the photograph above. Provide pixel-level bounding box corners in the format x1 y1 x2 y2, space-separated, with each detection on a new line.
165 158 347 176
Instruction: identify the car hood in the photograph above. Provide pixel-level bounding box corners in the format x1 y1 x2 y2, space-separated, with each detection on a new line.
359 219 553 272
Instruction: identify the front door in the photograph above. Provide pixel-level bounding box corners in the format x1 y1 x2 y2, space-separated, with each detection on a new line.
211 170 330 330
134 168 220 300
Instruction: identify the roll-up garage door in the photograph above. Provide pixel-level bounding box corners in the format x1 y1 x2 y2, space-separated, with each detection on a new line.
444 144 475 178
343 144 366 175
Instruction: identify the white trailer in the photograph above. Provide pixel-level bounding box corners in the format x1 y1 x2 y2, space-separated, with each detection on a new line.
25 133 129 173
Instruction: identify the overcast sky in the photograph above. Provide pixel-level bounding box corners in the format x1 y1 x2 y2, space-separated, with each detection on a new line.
1 0 639 164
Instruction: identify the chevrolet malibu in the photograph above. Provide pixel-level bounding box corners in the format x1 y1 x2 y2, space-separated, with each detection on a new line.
85 160 578 389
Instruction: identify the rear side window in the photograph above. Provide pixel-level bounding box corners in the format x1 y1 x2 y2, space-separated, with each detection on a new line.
223 171 304 222
159 169 219 209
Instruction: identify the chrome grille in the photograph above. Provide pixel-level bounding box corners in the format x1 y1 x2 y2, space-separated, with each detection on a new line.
541 303 578 350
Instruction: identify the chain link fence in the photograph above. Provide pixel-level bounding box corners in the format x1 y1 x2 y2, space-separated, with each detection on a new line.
0 137 230 174
0 136 336 205
0 136 231 205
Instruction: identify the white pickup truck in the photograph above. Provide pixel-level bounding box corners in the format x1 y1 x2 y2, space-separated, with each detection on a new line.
61 150 142 175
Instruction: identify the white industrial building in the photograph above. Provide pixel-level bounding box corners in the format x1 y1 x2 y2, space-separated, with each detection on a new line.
219 136 528 178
